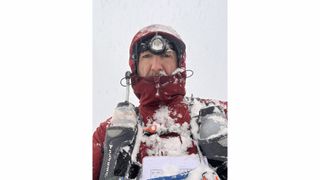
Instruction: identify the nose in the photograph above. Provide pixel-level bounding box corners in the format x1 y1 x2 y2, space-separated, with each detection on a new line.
150 56 163 75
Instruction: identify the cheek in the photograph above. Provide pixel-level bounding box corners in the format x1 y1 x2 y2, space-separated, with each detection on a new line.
138 63 149 77
137 65 144 76
165 62 177 75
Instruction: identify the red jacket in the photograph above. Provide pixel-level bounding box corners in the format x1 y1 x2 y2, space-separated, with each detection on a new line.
93 24 227 180
92 98 227 180
92 119 109 180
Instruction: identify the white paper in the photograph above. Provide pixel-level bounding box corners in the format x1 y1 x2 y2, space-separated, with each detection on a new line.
141 155 201 180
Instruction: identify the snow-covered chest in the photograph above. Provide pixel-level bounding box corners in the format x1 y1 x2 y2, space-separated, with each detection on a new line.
143 105 189 134
141 105 193 156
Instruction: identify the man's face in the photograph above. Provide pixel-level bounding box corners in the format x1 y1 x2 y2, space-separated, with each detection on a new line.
138 49 178 77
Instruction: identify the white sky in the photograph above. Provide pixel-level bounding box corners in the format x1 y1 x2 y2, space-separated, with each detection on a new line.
2 1 320 179
93 0 227 130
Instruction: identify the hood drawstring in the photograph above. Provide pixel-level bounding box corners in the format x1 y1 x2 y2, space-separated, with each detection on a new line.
154 76 160 97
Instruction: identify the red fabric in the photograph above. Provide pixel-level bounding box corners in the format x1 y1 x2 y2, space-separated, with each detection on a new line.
137 134 198 163
92 118 111 180
131 71 186 122
128 24 186 74
130 70 199 162
92 99 226 180
199 98 228 119
92 24 219 179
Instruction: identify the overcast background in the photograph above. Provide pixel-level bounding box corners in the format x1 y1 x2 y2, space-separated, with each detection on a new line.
2 0 320 179
93 0 227 130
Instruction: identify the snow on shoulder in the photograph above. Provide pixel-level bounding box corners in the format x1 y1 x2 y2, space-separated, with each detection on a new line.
110 103 137 128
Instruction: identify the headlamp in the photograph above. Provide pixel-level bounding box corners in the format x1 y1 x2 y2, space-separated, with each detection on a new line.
139 35 171 55
149 35 168 54
131 33 185 73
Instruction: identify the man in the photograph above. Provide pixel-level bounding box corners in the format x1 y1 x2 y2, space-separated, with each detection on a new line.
93 24 228 180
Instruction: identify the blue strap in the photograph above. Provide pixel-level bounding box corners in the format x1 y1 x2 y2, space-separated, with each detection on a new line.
147 172 189 180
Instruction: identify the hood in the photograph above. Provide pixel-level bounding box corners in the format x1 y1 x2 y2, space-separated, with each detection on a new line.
129 24 186 74
128 24 188 123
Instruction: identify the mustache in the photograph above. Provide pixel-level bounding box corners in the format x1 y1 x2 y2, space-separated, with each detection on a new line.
149 70 167 76
159 70 168 76
148 68 186 77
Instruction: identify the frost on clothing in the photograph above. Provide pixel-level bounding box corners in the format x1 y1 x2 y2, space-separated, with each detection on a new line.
136 24 183 40
186 164 220 180
187 97 228 140
141 106 193 156
92 97 228 180
136 96 198 163
93 24 227 180
111 103 137 128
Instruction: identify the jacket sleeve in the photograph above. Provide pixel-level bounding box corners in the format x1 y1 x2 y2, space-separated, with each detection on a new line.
92 118 111 180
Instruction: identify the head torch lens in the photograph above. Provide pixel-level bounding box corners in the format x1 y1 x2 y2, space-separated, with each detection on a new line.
150 37 164 52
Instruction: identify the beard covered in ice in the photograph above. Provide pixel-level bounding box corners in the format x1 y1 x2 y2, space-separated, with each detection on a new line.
141 105 193 156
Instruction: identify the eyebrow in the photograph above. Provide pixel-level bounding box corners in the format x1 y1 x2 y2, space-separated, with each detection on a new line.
140 52 152 58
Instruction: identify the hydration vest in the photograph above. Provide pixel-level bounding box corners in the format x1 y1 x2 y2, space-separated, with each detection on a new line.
99 97 228 180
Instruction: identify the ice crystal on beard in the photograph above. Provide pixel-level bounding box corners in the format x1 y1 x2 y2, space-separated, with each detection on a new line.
159 70 167 76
